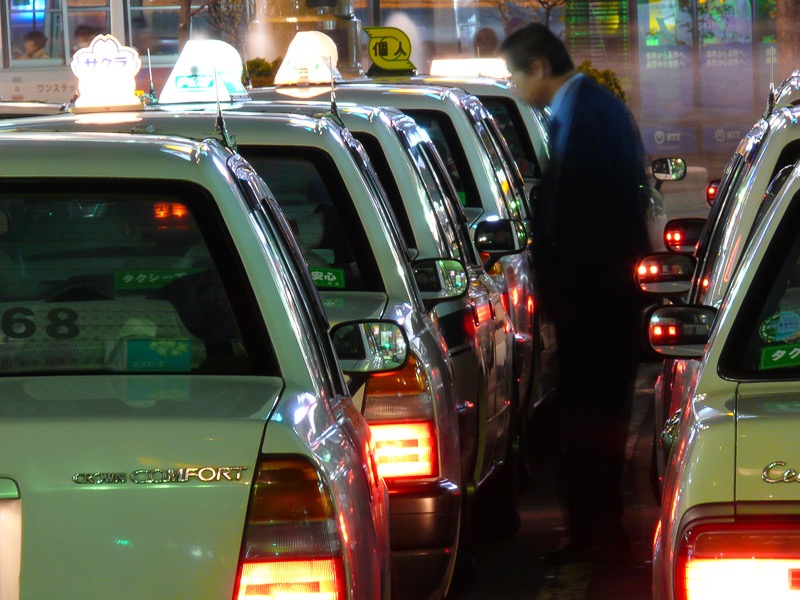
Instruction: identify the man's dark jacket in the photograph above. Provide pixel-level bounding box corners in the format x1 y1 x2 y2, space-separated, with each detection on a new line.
533 75 650 318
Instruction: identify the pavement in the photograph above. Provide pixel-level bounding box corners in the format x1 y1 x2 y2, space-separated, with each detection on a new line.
455 361 662 600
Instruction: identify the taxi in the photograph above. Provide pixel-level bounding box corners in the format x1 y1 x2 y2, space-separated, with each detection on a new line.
648 159 800 600
0 130 394 599
251 42 539 452
637 99 800 497
208 97 523 532
6 107 469 600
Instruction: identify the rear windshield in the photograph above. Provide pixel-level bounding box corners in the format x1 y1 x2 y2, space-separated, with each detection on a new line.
240 146 385 293
0 179 273 377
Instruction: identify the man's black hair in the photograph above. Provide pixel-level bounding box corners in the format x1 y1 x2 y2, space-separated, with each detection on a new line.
499 22 574 76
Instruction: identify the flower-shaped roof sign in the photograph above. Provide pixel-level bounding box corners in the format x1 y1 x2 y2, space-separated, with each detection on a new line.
71 34 143 112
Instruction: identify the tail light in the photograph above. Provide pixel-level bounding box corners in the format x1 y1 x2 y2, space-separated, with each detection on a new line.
705 180 720 207
363 355 439 482
676 521 800 600
650 321 679 340
234 456 346 600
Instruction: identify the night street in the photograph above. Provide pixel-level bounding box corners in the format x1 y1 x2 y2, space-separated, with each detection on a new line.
458 362 661 600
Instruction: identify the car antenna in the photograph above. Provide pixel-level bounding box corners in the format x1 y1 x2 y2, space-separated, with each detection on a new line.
214 69 236 151
325 55 345 128
242 45 252 90
764 51 776 118
146 49 157 104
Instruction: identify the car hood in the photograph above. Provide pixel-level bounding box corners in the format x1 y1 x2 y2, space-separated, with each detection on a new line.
736 381 800 501
0 375 280 598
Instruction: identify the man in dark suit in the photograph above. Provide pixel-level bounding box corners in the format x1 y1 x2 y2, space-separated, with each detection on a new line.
500 23 650 565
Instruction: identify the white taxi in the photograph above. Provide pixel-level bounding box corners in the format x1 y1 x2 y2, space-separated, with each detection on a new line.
0 131 393 599
638 100 800 497
209 98 521 527
251 79 539 447
649 158 800 600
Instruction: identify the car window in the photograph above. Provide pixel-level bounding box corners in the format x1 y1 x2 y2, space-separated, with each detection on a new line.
236 164 349 400
0 179 274 377
416 138 481 267
695 138 800 306
239 146 385 293
350 131 420 251
693 154 753 305
723 191 800 378
401 109 482 211
479 96 542 179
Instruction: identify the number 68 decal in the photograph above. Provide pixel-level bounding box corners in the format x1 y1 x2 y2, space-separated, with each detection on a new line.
1 307 80 340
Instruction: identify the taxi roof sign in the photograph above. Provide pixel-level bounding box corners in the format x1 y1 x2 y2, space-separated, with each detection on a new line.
159 40 250 104
71 34 143 112
429 58 510 79
364 27 415 73
273 31 342 88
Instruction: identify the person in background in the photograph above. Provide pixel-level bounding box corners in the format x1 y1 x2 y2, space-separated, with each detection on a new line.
473 27 499 58
72 24 97 52
499 23 650 567
20 30 48 59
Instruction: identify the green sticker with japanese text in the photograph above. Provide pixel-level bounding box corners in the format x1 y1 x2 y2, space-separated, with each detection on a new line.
115 269 200 290
760 343 800 370
126 339 191 372
309 267 345 289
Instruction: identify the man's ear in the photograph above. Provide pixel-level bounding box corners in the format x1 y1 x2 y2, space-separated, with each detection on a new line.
527 57 551 78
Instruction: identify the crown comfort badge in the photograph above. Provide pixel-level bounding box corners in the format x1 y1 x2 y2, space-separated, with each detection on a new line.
73 466 248 485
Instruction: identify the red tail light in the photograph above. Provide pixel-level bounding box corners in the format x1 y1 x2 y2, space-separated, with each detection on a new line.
676 521 800 600
363 355 439 481
706 181 720 207
234 456 346 600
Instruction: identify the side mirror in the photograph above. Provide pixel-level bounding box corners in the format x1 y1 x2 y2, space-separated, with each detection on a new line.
330 319 409 374
663 217 706 254
706 179 721 207
635 253 695 296
652 157 687 183
646 305 716 358
413 258 468 306
474 218 527 271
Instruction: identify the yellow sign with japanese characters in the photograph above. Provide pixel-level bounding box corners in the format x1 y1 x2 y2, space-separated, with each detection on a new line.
364 27 416 72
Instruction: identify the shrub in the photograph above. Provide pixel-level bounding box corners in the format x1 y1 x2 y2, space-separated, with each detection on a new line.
577 59 627 103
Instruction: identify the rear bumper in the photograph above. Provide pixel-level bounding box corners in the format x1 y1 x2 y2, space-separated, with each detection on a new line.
388 479 460 599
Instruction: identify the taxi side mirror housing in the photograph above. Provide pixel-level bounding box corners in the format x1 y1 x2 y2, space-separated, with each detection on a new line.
663 217 706 254
646 305 716 358
330 319 409 374
652 157 687 190
413 258 468 309
635 252 696 297
474 218 527 271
